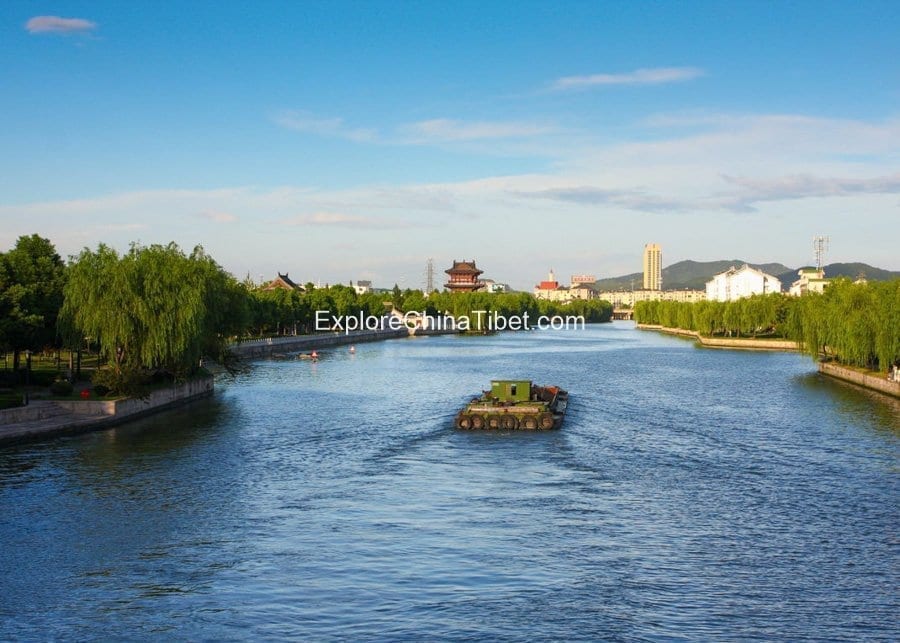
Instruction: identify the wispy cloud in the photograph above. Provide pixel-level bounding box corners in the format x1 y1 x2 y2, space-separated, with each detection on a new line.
274 110 556 146
96 223 147 232
721 172 900 211
515 186 696 213
26 15 97 35
281 212 415 229
400 118 557 142
552 67 704 91
272 110 377 142
197 210 239 223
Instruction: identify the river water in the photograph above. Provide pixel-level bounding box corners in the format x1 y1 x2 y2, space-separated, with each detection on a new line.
1 323 898 640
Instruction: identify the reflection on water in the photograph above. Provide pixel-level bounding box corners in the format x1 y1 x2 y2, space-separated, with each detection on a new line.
1 323 898 640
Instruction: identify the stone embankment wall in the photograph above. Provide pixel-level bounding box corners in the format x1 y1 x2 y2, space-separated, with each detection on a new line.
230 328 409 358
636 324 799 351
0 376 214 445
818 362 900 399
638 323 900 399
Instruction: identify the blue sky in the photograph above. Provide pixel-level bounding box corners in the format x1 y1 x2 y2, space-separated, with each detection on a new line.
2 1 898 289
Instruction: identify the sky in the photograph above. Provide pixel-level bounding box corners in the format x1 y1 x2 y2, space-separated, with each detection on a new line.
1 1 898 290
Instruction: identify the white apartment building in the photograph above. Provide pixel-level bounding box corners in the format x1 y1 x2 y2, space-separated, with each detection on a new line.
706 264 782 301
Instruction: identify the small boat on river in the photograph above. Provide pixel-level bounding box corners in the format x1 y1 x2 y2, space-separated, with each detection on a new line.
455 380 568 430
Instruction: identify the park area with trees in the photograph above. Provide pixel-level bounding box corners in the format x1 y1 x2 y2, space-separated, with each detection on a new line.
0 234 611 405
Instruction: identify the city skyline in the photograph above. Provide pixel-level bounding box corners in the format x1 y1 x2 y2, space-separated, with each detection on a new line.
2 2 899 291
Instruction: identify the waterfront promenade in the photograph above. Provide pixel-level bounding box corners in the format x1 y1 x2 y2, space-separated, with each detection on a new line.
1 327 451 445
0 377 214 446
230 327 409 358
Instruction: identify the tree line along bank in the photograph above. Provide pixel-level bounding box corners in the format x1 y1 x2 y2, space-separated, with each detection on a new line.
633 282 900 374
1 235 612 397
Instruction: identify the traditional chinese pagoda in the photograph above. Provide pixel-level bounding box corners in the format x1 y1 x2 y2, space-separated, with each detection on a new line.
444 260 485 292
262 272 304 291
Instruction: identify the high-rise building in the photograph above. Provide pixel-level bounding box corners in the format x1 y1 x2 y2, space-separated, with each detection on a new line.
642 243 662 291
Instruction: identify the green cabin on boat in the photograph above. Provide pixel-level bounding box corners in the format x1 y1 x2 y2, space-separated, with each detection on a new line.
490 380 532 403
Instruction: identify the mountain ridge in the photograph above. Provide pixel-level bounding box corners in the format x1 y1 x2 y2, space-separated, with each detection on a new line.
593 260 899 292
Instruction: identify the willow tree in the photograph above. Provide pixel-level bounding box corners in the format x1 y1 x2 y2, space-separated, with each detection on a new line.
870 280 900 373
60 242 249 391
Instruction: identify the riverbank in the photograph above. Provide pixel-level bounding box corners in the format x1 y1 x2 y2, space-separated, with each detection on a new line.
818 361 900 399
636 324 799 351
0 376 214 446
230 327 409 359
637 323 900 399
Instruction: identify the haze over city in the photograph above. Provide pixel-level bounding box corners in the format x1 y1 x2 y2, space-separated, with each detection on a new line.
2 1 898 290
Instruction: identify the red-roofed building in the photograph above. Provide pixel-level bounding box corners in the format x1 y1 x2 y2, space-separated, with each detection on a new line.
444 260 485 292
534 269 561 300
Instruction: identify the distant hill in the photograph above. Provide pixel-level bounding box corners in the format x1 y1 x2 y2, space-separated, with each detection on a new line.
775 262 900 285
594 259 791 291
595 260 899 292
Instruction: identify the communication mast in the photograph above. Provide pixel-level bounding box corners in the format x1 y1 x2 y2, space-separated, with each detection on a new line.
425 258 435 293
813 235 829 270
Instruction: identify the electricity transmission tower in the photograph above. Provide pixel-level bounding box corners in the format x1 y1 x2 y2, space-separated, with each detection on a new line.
425 258 435 293
813 235 829 270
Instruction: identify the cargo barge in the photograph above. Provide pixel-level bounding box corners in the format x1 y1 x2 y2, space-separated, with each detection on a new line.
455 380 568 430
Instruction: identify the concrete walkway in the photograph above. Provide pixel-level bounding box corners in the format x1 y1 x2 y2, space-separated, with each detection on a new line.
0 401 114 445
0 377 214 447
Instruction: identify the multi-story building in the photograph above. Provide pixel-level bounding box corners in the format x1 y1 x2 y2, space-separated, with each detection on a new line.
643 243 662 291
444 260 485 292
481 279 510 294
596 288 705 308
534 269 597 302
706 264 782 301
534 269 561 300
788 268 829 296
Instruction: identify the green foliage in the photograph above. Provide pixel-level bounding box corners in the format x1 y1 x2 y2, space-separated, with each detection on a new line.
788 279 899 371
635 281 900 373
91 366 147 397
635 295 788 337
426 291 612 328
0 235 67 363
60 242 248 385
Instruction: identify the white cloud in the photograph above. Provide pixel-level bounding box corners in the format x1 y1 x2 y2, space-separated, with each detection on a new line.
26 15 96 34
96 223 147 232
719 172 900 211
552 67 704 90
272 110 377 142
400 118 557 142
197 210 239 223
281 211 432 230
3 111 898 280
274 110 557 146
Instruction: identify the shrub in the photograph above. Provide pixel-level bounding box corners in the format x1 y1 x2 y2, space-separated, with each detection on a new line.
50 379 74 396
91 366 149 397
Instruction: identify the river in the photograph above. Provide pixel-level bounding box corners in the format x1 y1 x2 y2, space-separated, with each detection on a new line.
1 323 897 640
